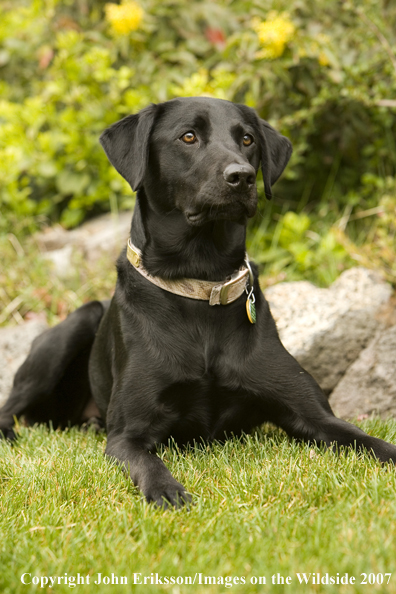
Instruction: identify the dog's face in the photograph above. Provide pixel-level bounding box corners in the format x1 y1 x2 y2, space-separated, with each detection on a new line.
100 97 292 226
145 98 262 226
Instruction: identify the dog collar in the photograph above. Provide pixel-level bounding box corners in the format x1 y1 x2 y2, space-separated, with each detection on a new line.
126 238 254 308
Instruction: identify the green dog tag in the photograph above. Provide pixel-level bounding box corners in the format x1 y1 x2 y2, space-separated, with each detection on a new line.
246 297 256 324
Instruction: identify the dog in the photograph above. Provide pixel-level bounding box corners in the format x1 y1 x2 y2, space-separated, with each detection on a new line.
2 97 396 508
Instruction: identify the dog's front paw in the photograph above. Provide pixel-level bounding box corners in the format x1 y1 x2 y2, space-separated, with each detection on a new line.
0 418 17 441
143 478 192 509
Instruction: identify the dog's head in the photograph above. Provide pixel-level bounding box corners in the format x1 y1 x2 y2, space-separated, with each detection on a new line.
100 97 292 226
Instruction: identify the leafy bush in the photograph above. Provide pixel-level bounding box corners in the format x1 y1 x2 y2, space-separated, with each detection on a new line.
0 0 395 286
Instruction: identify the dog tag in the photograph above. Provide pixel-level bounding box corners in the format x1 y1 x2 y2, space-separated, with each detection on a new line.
245 260 256 324
246 295 256 324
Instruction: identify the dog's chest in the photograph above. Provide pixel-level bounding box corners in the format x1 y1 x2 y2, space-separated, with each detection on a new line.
151 323 261 443
158 376 262 444
121 297 264 443
138 309 247 383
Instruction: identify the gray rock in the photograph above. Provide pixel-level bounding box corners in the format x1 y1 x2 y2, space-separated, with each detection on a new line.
36 211 132 268
0 320 48 407
329 325 396 419
264 268 393 393
43 245 74 278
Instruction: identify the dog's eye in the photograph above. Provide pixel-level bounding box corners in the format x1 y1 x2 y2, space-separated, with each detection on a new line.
243 134 254 147
181 131 197 144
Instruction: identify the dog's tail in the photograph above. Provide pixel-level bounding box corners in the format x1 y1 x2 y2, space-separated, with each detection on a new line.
0 300 109 438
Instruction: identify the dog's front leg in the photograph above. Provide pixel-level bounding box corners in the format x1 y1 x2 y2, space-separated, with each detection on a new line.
252 335 396 464
105 433 191 508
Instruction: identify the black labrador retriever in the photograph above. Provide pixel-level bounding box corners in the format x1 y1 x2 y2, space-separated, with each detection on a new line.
2 97 396 508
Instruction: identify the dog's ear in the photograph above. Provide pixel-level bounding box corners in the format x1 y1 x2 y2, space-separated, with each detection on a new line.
99 104 157 192
259 119 293 200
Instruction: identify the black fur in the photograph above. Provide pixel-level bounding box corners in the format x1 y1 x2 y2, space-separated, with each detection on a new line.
2 97 396 508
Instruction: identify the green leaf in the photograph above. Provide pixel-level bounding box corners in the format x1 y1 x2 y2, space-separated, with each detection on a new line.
56 172 91 196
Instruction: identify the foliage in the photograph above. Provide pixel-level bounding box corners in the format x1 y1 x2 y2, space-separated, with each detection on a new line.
0 0 395 286
2 421 396 593
248 209 356 288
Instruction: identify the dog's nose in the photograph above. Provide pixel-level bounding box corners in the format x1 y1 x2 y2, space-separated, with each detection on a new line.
223 163 256 190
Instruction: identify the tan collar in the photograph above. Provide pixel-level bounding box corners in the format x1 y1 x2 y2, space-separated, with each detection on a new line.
126 238 253 306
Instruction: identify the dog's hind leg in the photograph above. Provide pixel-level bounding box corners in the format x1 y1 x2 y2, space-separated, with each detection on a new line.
0 300 108 439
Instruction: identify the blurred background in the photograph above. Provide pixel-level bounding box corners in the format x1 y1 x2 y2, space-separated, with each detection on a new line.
0 0 395 325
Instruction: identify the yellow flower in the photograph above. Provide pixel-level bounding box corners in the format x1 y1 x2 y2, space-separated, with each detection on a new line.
105 0 143 35
298 34 331 67
318 52 330 67
253 12 295 59
316 34 331 67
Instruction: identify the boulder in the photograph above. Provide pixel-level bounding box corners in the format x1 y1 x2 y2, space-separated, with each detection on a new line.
36 211 132 276
264 267 393 393
0 319 48 407
329 325 396 419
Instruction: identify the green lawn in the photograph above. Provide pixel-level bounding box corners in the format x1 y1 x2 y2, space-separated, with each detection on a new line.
1 420 396 594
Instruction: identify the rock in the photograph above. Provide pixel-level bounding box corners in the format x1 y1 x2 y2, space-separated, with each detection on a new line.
329 325 396 419
264 267 393 393
36 211 132 267
43 245 74 278
0 320 48 407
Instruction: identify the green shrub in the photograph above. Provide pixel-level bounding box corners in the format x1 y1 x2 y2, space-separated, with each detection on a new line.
0 0 395 286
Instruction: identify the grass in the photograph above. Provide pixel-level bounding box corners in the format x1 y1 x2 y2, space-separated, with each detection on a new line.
1 421 396 594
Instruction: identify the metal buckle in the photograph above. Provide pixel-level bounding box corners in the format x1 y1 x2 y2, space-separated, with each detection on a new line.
127 239 141 267
219 269 248 305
